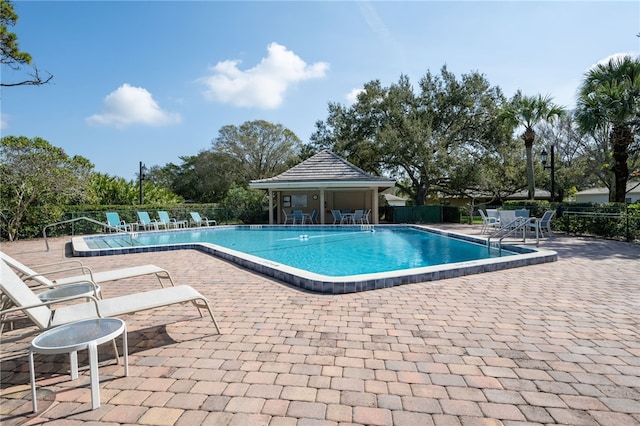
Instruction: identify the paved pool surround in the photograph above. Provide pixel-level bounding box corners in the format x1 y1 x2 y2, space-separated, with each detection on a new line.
72 225 557 294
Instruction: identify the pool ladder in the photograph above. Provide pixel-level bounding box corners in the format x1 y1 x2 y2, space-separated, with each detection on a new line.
487 218 538 253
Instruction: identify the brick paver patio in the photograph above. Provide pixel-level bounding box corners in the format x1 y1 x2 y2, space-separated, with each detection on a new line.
1 225 639 425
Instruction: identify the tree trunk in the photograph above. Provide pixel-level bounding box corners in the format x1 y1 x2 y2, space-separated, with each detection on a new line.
610 125 631 203
522 128 536 200
415 185 427 206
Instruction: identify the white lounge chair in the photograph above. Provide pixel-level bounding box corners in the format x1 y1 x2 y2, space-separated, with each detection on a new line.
0 260 220 333
0 251 174 289
190 212 217 227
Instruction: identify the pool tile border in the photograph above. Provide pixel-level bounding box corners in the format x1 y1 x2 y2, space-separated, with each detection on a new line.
72 225 557 294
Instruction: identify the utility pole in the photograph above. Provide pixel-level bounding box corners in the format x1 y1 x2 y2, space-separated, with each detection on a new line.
139 161 147 205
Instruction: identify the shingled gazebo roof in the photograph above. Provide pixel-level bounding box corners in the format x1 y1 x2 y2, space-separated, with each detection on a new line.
250 150 395 190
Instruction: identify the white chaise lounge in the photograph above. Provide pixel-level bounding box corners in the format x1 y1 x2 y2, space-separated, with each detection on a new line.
0 251 175 289
0 260 221 334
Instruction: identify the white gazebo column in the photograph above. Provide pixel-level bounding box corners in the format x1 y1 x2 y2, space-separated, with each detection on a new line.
372 188 379 224
268 189 274 225
319 189 326 224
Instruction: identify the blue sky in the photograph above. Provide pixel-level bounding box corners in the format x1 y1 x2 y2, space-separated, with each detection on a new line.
2 1 639 180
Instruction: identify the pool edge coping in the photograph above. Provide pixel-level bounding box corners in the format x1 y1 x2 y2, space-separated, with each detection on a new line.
72 225 558 294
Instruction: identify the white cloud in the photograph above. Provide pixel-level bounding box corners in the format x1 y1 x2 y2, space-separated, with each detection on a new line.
86 84 181 128
0 113 8 130
199 42 329 109
590 52 638 70
346 88 364 105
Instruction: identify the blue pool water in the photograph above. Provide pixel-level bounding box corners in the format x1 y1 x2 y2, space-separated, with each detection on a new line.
82 226 511 276
75 225 557 293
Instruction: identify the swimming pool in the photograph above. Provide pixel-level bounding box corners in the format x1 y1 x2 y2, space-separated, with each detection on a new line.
72 225 557 294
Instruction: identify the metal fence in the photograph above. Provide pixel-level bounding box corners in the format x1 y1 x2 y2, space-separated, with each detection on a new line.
41 206 228 238
561 206 639 243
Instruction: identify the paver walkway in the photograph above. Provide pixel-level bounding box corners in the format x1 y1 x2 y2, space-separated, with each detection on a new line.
1 225 639 426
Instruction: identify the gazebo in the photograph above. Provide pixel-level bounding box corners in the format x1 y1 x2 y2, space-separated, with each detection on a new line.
249 150 396 225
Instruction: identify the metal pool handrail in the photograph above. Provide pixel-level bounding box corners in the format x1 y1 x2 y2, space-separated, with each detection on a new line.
487 218 538 253
43 216 119 251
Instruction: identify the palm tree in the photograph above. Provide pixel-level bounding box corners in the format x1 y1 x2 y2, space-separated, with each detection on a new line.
502 91 565 200
575 55 640 203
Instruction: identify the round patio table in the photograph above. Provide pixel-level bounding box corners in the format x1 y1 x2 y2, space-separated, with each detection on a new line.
29 318 128 412
37 282 101 303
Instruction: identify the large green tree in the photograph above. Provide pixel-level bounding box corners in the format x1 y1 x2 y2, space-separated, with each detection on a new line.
311 68 517 205
148 120 302 203
0 0 52 87
87 172 183 205
0 136 92 240
575 55 640 202
500 91 565 200
213 120 302 181
147 151 238 203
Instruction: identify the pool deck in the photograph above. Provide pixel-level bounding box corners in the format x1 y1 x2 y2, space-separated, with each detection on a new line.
1 224 639 425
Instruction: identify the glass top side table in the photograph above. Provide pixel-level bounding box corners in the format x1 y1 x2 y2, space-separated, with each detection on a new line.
29 318 128 412
36 282 101 303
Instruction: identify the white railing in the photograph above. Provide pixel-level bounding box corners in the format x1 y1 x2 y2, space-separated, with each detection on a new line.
487 218 538 253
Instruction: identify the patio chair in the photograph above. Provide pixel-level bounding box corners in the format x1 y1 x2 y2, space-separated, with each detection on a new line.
308 209 318 224
498 210 518 230
137 211 160 231
486 209 500 228
282 210 293 224
157 211 186 229
479 209 500 234
529 210 556 238
331 210 345 224
515 209 530 219
478 209 490 234
190 212 216 227
0 259 220 334
105 212 132 233
363 209 371 225
353 209 366 224
292 210 304 225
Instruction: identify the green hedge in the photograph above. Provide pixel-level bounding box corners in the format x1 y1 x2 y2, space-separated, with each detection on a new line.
560 203 639 242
